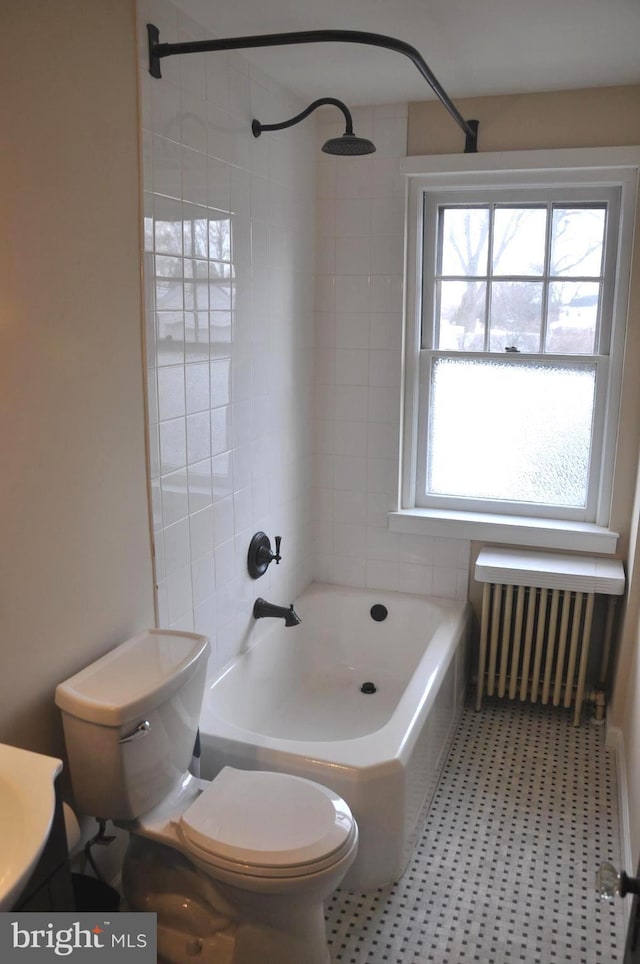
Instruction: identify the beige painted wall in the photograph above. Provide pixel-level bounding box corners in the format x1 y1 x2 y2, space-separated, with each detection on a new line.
408 85 640 155
0 0 154 757
409 85 640 860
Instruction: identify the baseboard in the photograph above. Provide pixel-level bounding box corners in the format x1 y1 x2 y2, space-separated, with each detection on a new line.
606 721 633 933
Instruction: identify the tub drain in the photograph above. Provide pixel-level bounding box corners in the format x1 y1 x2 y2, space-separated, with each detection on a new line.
360 681 377 694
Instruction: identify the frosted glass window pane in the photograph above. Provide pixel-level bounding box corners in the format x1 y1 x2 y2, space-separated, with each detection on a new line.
436 280 487 350
440 207 490 276
426 358 596 506
550 207 605 277
489 282 543 352
546 281 599 353
492 207 547 275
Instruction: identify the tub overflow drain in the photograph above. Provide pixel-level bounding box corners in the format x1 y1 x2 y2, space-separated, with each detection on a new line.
370 604 388 622
360 682 377 694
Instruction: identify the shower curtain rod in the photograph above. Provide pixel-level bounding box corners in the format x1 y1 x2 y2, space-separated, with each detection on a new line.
147 25 479 153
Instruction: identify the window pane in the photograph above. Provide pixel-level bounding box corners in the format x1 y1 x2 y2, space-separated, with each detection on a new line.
426 357 596 507
492 207 547 276
439 207 490 276
550 207 606 277
489 281 543 351
436 280 487 350
546 281 600 354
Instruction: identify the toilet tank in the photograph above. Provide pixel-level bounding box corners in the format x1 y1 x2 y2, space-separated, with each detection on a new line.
55 630 210 821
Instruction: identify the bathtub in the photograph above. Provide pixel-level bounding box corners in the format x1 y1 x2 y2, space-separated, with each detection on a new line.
199 583 471 891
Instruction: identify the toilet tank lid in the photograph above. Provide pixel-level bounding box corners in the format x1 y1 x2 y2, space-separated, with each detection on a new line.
55 630 210 726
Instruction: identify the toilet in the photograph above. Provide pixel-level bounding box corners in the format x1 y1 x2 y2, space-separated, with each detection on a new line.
55 630 357 964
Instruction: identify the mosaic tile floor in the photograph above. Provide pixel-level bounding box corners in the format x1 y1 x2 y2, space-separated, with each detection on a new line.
325 699 625 963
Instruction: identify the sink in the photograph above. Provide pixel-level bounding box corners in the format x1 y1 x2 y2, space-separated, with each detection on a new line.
0 743 62 910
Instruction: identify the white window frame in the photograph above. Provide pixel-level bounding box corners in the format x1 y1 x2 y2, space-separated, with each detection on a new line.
394 148 640 554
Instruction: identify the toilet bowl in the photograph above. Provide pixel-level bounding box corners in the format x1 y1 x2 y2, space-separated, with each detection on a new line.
124 766 358 964
55 630 357 964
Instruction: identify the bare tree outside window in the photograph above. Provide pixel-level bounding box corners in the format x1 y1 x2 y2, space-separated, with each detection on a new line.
433 204 605 355
420 197 610 513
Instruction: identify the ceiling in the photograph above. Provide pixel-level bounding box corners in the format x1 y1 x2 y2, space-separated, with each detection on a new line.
171 0 640 106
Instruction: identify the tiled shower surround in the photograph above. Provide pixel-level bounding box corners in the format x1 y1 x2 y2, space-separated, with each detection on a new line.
138 0 470 678
138 0 316 673
312 106 469 597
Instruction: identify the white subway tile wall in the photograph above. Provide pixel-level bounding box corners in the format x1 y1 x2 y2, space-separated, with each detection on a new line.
138 0 316 676
312 105 470 594
139 1 469 678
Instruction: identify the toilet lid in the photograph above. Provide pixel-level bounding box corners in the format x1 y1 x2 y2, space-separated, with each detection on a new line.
178 767 355 874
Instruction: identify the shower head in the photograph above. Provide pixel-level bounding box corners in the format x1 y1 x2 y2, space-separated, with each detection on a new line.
322 133 376 156
252 97 376 156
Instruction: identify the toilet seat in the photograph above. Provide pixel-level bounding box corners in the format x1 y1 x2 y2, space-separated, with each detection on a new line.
177 767 356 879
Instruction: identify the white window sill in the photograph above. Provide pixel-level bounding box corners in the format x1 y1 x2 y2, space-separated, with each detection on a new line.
388 508 619 554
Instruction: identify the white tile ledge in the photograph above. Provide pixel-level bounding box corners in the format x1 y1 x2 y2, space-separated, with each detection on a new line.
388 508 619 555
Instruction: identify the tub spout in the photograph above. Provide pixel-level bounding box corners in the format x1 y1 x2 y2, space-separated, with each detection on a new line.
253 597 301 627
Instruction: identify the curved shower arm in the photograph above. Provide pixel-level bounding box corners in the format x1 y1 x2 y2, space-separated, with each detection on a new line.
253 97 354 136
147 25 479 152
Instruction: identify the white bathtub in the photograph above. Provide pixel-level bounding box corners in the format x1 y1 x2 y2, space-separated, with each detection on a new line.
199 583 471 891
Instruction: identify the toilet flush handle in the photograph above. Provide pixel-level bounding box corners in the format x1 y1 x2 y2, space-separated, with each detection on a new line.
119 720 151 744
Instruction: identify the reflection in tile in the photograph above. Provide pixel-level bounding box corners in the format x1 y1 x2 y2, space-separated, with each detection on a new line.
184 259 209 311
154 207 183 256
210 311 232 358
184 311 209 363
156 311 185 366
183 206 209 258
140 0 315 660
155 255 184 311
208 215 232 261
209 263 232 311
157 366 185 421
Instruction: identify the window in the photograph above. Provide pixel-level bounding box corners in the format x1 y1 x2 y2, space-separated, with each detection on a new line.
399 151 638 545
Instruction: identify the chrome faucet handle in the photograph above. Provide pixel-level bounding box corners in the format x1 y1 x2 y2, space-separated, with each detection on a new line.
118 720 151 744
274 536 282 563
